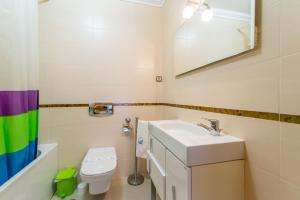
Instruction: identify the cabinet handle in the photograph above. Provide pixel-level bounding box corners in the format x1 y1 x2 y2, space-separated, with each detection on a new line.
172 185 176 200
150 138 153 152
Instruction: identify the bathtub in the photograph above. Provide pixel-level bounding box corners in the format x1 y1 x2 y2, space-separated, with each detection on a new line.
0 144 58 200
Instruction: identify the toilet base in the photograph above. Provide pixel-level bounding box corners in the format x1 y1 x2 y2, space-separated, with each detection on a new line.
89 181 111 195
80 147 117 195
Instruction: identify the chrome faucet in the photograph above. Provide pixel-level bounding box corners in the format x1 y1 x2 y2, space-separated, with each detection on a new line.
198 118 221 136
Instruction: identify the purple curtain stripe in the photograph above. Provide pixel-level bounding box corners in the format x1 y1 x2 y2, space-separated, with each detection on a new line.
0 91 39 116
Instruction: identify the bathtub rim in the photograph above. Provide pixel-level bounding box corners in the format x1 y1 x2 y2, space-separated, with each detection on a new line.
0 143 58 193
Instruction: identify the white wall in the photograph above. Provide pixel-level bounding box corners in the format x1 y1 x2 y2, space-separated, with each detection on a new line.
38 0 163 184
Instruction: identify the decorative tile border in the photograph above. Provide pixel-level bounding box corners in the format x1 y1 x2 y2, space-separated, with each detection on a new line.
40 104 89 108
280 114 300 124
39 103 300 124
161 103 280 121
39 103 161 108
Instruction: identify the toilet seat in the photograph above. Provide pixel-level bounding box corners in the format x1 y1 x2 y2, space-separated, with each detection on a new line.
80 147 117 177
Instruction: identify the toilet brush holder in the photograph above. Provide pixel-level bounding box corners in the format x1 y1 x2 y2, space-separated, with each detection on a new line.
127 173 144 186
127 117 144 186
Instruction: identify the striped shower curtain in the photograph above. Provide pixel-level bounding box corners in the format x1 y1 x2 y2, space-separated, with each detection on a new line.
0 0 39 186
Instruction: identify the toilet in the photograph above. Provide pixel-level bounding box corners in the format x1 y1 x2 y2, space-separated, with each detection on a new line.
80 147 117 195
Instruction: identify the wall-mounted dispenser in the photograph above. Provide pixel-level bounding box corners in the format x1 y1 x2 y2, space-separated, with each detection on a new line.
122 118 132 135
89 103 114 117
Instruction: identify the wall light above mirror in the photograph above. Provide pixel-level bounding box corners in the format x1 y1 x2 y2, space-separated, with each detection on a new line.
175 0 256 76
183 0 213 21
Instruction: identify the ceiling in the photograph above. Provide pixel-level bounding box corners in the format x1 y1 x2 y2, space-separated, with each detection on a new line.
121 0 166 7
207 0 252 14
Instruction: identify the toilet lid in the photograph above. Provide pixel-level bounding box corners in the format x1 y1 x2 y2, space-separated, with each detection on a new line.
81 147 117 176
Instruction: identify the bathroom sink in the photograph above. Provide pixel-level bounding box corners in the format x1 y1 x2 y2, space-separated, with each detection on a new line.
149 120 244 167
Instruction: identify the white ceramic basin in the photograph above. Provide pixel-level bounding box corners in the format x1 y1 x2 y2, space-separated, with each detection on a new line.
149 120 244 167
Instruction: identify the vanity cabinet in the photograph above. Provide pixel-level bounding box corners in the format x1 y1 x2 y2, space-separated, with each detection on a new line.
148 135 244 200
165 150 190 200
150 135 166 169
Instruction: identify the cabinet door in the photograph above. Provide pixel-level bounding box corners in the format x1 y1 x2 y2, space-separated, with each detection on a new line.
166 150 191 200
149 135 166 169
148 152 166 200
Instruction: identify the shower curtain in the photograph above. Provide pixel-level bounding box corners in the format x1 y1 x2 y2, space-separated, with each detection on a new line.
0 0 39 186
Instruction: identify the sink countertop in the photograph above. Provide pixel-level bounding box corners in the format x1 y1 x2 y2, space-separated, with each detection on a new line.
149 120 245 167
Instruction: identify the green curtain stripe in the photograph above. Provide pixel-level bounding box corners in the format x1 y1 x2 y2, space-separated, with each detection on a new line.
0 110 38 155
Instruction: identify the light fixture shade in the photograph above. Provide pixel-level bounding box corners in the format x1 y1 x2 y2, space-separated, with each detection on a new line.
183 5 195 19
182 0 206 19
190 0 205 4
201 8 214 21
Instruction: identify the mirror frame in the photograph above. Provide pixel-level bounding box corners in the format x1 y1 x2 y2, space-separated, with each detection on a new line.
175 0 257 77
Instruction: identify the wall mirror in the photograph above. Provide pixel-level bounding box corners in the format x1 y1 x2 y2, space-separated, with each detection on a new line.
174 0 256 76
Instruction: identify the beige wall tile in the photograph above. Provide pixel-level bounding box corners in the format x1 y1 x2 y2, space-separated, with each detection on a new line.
280 123 300 141
279 0 300 198
280 181 300 200
164 58 280 112
280 123 300 187
281 0 300 56
39 0 163 104
40 106 159 182
39 108 52 144
245 164 280 200
281 53 300 115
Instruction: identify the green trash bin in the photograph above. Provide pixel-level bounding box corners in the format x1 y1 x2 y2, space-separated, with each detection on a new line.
55 167 78 198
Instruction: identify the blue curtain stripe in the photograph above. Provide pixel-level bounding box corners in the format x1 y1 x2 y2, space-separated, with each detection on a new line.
0 139 38 186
